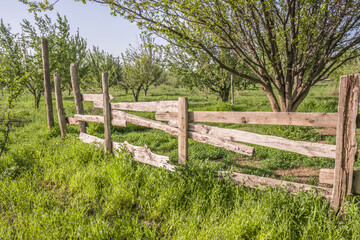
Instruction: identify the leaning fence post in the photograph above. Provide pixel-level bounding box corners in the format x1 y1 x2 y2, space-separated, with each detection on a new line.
41 38 54 128
70 63 86 133
54 74 67 138
178 97 188 164
331 74 360 210
102 72 112 154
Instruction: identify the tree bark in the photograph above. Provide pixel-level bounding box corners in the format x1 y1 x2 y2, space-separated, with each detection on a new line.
262 84 281 112
132 85 142 102
34 92 41 109
231 74 234 105
220 88 230 102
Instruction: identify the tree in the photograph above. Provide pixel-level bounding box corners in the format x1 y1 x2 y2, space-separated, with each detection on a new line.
0 20 26 157
20 0 360 112
84 46 122 90
121 35 164 101
21 13 87 103
168 47 253 102
138 36 164 96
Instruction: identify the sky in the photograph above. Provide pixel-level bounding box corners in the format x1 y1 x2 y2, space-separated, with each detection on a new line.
0 0 142 56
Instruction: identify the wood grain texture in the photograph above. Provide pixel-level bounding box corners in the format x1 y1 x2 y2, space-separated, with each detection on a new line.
70 63 86 133
319 169 335 185
41 38 54 128
319 169 360 194
79 133 176 171
178 97 188 164
168 121 335 158
102 72 112 153
332 74 360 209
82 94 114 102
73 114 126 126
111 110 254 155
54 74 67 138
189 131 254 156
224 171 333 199
93 100 178 112
156 111 338 127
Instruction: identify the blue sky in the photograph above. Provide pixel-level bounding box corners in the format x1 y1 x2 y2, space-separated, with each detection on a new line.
0 0 142 56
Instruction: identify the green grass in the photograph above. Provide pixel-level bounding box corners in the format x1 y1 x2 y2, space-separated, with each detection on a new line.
1 81 360 239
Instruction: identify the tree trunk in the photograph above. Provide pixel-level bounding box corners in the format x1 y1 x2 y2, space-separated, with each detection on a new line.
125 88 128 95
262 84 281 112
132 85 142 102
261 79 312 112
230 74 234 105
219 87 230 102
34 93 41 109
68 88 72 95
144 87 149 96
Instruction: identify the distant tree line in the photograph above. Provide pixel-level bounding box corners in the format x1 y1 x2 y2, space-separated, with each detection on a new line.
0 14 170 105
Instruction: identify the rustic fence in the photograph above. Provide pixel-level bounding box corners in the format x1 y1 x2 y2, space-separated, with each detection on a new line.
51 64 359 211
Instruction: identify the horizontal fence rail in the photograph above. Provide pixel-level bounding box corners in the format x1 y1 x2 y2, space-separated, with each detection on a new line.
93 100 178 112
82 94 114 102
63 70 360 213
156 111 339 127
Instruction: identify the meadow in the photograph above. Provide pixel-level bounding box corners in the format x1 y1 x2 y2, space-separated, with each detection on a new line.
1 81 360 239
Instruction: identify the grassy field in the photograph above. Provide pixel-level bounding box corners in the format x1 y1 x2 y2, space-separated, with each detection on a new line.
1 81 360 239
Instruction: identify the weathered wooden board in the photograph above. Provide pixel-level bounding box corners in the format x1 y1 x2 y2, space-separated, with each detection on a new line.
168 121 335 158
54 74 67 138
319 169 360 194
70 63 86 133
224 171 333 199
82 94 114 102
332 74 360 209
41 38 54 128
111 110 254 156
112 110 179 135
79 133 176 171
73 114 126 127
102 72 112 153
178 97 188 164
156 111 339 127
189 131 254 156
319 169 335 185
93 100 178 112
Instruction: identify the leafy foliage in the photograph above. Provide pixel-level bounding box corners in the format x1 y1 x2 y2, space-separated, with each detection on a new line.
168 47 254 102
21 13 87 102
0 20 26 158
20 0 360 112
121 34 165 101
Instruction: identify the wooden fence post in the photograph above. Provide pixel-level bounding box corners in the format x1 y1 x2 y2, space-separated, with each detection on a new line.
70 63 86 133
331 74 360 210
231 74 234 105
178 97 188 164
54 74 67 138
41 38 54 128
102 72 112 154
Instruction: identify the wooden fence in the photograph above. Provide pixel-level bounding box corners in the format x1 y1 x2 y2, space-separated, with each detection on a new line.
53 65 360 211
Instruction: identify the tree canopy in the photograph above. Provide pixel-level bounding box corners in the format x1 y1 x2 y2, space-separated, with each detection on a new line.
168 46 254 102
121 34 164 101
20 0 360 111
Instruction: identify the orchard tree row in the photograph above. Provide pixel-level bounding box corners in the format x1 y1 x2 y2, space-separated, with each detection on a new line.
0 13 255 108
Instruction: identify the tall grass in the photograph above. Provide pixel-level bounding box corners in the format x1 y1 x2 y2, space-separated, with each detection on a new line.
1 82 360 239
